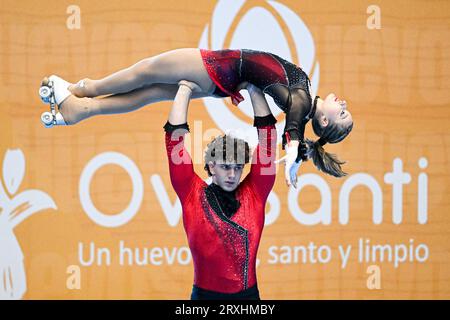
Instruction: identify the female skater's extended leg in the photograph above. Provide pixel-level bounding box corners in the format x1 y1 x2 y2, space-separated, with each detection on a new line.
60 83 207 125
69 48 215 98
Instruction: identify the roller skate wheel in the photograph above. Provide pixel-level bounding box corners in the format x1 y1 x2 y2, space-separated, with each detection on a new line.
39 86 52 103
41 112 54 126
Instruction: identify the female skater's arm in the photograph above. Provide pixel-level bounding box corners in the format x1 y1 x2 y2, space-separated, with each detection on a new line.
272 87 311 188
282 88 310 149
263 84 309 151
164 82 202 203
245 84 277 201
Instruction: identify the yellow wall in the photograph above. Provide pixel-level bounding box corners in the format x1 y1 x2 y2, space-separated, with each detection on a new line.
0 0 449 299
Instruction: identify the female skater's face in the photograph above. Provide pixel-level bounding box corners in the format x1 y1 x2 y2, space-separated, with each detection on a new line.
209 161 244 192
321 93 353 128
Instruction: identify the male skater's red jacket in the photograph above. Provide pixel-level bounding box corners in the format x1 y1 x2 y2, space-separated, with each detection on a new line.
164 116 277 293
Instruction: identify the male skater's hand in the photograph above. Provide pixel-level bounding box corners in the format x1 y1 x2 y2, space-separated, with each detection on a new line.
178 80 203 93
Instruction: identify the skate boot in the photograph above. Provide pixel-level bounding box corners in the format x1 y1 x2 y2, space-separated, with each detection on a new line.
38 75 73 128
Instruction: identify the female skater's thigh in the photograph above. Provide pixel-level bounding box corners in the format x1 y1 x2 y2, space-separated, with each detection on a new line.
139 83 212 103
146 48 215 93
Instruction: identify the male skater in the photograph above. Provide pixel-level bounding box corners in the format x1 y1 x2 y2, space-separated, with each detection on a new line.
164 81 277 300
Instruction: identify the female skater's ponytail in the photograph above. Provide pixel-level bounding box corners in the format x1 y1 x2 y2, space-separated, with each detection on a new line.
305 137 347 177
305 114 354 178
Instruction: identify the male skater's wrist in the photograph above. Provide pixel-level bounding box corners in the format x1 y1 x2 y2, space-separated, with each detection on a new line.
253 114 277 127
163 121 190 133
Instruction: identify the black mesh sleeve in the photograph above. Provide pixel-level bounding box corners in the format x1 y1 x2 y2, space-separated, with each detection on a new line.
253 113 277 127
282 87 311 149
264 83 290 113
163 121 190 133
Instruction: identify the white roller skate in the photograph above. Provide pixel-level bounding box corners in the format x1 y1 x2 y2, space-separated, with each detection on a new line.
38 75 73 128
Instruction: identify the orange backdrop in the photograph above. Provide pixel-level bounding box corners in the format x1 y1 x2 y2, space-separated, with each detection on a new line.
0 0 449 299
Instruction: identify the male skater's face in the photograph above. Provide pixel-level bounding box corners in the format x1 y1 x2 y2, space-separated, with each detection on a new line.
209 161 244 192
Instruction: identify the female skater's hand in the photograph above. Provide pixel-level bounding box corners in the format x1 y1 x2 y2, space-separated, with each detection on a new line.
274 140 300 188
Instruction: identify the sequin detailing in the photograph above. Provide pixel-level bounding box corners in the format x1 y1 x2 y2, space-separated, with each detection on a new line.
268 52 312 95
240 49 289 90
200 48 312 116
200 49 244 105
165 123 276 294
202 186 250 290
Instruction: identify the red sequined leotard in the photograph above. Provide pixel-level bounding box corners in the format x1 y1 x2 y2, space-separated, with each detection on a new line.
164 115 277 294
200 48 314 152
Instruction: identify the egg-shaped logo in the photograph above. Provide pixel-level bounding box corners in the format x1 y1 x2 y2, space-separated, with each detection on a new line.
199 0 319 146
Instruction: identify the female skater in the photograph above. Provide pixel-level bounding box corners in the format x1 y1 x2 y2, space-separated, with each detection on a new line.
40 48 353 185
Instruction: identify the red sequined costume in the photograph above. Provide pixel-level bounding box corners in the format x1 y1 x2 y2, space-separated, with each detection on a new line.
200 48 315 153
164 116 277 294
